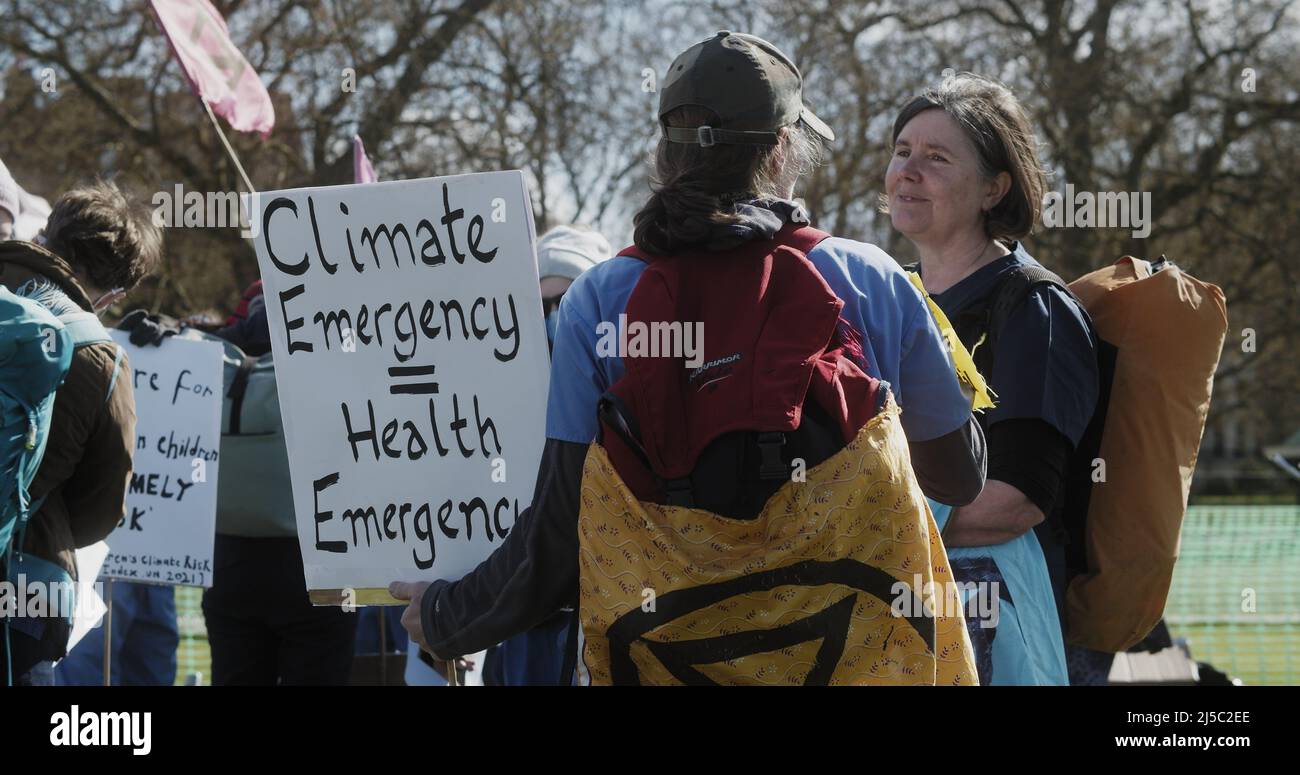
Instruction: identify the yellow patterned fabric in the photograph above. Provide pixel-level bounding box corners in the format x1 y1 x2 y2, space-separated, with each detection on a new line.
578 400 978 685
906 271 996 412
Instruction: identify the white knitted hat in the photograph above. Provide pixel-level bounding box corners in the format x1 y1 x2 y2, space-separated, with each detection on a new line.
535 225 612 281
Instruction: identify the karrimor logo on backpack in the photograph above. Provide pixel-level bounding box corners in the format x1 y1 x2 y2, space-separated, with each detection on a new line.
686 351 742 391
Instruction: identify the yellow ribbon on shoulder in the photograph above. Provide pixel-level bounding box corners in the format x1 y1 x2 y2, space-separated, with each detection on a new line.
907 271 996 412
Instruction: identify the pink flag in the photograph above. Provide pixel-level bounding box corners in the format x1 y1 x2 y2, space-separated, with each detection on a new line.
149 0 275 138
353 135 379 183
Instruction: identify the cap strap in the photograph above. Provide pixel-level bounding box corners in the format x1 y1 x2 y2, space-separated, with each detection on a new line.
664 125 780 147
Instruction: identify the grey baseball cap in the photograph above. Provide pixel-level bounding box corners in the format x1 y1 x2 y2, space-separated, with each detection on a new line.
659 31 835 147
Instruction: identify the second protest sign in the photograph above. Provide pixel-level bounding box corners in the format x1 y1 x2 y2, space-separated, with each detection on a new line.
101 333 222 586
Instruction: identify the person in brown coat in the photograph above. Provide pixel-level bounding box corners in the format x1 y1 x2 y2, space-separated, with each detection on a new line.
0 179 162 684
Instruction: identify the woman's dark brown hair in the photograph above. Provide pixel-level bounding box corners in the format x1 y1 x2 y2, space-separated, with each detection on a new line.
887 73 1047 242
43 178 163 292
633 106 825 255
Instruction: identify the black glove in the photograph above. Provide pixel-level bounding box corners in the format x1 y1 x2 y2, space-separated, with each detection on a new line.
118 309 182 347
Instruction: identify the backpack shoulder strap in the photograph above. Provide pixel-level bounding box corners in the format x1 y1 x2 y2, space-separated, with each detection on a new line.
616 244 650 261
58 310 113 348
58 310 122 406
989 266 1068 329
778 225 831 255
983 265 1071 364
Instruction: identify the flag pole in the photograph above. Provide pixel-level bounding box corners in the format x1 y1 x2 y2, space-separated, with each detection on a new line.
199 98 256 194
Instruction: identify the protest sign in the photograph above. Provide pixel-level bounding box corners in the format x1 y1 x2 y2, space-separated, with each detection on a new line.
251 171 550 599
100 333 222 587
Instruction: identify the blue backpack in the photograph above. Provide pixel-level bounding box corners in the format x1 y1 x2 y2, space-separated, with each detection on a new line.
0 281 121 684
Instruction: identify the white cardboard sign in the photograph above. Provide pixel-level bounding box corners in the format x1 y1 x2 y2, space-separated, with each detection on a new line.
100 333 222 587
250 171 549 593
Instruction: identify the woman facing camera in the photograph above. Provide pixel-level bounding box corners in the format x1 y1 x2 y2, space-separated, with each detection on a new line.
884 73 1100 685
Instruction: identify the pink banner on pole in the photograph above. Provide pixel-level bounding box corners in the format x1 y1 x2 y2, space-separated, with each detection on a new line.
149 0 275 138
353 135 379 183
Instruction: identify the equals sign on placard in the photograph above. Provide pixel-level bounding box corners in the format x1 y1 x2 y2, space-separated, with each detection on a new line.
389 364 439 395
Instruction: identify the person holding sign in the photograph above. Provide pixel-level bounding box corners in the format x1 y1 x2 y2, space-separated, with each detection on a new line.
0 180 163 685
200 284 360 686
393 32 988 685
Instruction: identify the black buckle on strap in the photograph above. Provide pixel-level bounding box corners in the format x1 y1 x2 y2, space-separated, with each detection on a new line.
757 432 787 480
664 478 695 507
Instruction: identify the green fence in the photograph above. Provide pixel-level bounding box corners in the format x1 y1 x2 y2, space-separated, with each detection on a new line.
175 586 209 685
1164 505 1300 685
173 504 1300 685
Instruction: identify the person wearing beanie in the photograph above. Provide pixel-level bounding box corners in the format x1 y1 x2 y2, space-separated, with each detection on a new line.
0 158 55 241
15 188 53 242
474 225 611 685
536 225 612 346
537 225 611 283
0 159 19 240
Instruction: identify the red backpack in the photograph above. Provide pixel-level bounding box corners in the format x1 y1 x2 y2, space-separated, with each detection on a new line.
597 224 880 516
576 224 979 685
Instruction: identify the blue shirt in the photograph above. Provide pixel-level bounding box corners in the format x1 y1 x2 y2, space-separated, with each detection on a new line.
928 244 1099 446
544 236 972 444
